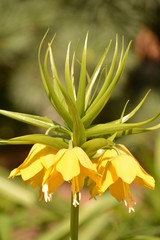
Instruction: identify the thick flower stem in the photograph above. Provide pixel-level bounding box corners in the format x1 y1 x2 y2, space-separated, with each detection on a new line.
70 192 79 240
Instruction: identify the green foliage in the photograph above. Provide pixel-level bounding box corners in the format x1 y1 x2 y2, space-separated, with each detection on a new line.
0 33 159 151
1 0 160 139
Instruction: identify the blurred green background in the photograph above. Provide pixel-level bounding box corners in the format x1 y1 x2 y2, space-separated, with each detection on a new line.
0 0 160 239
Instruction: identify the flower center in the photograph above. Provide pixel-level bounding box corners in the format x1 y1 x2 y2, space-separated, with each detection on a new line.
122 182 136 213
42 182 53 202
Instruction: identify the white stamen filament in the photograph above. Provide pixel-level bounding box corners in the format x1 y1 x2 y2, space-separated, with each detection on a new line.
123 183 136 213
124 198 136 213
72 177 81 207
42 183 52 202
73 192 81 207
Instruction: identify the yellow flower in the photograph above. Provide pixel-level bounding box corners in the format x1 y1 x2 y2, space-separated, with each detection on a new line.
89 144 155 213
9 143 100 206
9 143 58 201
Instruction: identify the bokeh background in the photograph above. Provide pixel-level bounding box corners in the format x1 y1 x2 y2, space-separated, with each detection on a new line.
0 0 160 239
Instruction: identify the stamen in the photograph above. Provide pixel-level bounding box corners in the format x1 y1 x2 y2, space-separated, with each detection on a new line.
124 199 128 207
129 207 135 213
72 177 81 207
73 193 80 207
42 183 52 202
123 183 136 213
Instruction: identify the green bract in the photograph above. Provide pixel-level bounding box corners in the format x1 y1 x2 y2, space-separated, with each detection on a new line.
0 32 159 153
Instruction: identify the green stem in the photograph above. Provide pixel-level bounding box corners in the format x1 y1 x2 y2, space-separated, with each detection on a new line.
70 192 79 240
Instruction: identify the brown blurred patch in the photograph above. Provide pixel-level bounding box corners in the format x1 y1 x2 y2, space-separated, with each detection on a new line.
135 27 160 61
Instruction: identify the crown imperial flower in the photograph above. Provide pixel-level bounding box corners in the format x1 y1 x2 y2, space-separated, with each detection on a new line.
1 32 159 239
9 143 100 206
89 144 155 213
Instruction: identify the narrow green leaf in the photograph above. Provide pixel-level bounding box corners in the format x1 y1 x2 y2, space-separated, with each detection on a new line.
103 90 152 129
78 63 91 86
38 29 52 98
42 44 84 146
45 44 86 145
121 90 151 123
38 32 72 129
116 123 160 138
117 35 124 70
41 39 72 128
86 69 91 85
0 109 56 130
85 35 118 114
65 42 76 101
88 68 105 108
86 113 160 138
76 33 88 117
0 108 70 143
71 41 79 100
85 40 112 109
83 40 132 127
49 42 68 110
51 73 86 146
107 90 152 127
120 100 130 123
0 134 68 150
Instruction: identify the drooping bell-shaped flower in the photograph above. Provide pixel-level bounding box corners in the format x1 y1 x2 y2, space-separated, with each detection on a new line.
9 143 100 206
89 144 155 212
9 143 58 201
43 146 101 206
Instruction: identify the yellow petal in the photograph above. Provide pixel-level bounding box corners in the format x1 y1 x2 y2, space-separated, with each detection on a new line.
21 144 56 168
117 145 155 190
109 178 124 202
26 169 45 188
73 147 97 171
82 169 101 188
89 184 101 197
118 144 134 157
47 169 64 193
100 161 118 192
20 144 45 167
8 168 20 178
102 149 117 159
20 160 43 181
134 176 155 189
40 150 56 169
56 149 80 181
95 149 117 175
42 166 53 185
112 155 136 184
54 148 66 163
90 158 99 168
133 160 155 189
77 173 86 191
18 144 56 181
18 146 44 180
